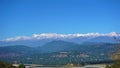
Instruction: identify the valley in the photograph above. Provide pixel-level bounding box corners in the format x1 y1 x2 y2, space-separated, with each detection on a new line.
0 41 118 66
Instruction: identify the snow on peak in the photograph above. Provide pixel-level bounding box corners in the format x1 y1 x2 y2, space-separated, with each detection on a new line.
5 36 31 42
3 32 120 42
109 32 119 36
32 33 101 39
33 33 67 39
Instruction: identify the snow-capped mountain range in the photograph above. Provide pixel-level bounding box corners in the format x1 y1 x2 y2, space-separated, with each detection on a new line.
0 32 120 47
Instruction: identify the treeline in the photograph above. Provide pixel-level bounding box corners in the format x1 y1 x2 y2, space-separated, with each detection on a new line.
0 50 113 65
0 61 16 68
0 61 25 68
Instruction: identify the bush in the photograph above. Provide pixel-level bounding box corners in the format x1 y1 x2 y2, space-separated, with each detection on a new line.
18 64 25 68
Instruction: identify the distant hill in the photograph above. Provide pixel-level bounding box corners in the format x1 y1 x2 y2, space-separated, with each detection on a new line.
40 40 80 53
0 45 34 58
0 41 119 65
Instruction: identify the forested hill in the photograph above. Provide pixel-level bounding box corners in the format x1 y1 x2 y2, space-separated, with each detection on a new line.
0 41 119 65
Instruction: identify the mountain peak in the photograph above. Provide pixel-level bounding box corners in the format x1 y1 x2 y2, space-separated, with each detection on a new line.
2 32 120 43
109 32 119 36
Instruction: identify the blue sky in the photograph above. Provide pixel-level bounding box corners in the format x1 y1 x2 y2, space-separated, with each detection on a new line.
0 0 120 39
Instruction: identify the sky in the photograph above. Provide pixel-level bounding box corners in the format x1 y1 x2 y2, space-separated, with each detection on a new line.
0 0 120 40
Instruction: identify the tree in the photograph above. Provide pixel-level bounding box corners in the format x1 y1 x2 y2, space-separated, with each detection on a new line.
18 64 25 68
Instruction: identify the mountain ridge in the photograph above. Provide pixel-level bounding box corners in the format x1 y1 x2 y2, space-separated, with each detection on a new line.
0 32 120 47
